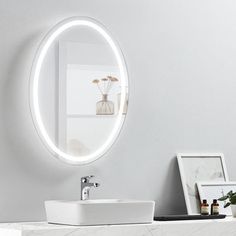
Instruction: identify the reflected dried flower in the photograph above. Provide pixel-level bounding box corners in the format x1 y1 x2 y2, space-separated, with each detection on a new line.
92 75 119 95
92 79 100 84
109 76 119 82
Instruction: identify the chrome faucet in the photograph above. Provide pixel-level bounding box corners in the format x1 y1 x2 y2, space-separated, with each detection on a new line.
81 175 100 200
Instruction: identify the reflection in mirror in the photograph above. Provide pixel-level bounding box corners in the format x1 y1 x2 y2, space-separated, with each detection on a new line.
31 17 128 165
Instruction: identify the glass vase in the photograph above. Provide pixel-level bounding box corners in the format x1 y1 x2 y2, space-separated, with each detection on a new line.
96 94 114 115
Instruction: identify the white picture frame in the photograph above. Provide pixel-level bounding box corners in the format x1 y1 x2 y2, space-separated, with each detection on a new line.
177 153 229 215
197 182 236 216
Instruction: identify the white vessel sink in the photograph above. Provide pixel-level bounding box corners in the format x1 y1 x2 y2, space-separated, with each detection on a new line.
45 199 155 226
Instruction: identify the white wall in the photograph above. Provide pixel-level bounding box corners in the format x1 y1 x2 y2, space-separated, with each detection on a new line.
1 0 236 222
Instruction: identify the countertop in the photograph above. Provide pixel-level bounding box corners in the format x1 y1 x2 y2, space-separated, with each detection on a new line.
1 217 236 235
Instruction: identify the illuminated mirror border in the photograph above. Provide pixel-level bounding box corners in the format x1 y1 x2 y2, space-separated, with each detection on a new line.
30 17 128 165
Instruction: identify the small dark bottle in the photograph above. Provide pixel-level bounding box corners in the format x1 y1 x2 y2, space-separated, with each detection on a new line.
211 199 219 215
201 199 209 215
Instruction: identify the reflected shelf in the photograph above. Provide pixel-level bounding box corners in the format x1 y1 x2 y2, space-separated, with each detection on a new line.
67 114 125 118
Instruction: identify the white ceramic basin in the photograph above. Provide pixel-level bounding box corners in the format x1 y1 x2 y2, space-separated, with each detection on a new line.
45 199 155 226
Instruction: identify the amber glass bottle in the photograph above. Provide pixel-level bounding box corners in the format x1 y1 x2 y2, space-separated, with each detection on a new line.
200 199 209 215
211 199 219 215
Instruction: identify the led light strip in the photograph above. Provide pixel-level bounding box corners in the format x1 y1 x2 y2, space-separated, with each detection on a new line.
31 17 128 165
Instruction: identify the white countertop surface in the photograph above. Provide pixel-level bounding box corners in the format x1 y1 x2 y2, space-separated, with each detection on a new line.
1 217 236 236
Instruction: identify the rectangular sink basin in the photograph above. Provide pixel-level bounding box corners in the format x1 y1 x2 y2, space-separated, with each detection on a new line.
45 199 155 226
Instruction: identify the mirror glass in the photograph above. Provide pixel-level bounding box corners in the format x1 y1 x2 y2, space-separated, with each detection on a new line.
30 17 129 165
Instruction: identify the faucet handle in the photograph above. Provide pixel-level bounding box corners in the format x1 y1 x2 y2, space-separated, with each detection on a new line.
81 175 94 183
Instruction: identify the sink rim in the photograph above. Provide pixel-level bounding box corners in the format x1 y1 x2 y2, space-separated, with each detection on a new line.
45 199 155 205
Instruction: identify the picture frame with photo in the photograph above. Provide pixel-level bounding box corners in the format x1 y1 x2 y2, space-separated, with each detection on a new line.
197 182 236 215
177 153 229 214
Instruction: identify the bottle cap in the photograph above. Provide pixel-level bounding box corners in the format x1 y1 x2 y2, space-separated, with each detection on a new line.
203 199 207 204
213 199 217 203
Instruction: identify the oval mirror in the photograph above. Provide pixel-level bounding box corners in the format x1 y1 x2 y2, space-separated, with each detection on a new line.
30 17 129 165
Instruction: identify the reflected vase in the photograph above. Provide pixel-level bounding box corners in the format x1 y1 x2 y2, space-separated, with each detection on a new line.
117 92 128 114
96 94 114 115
